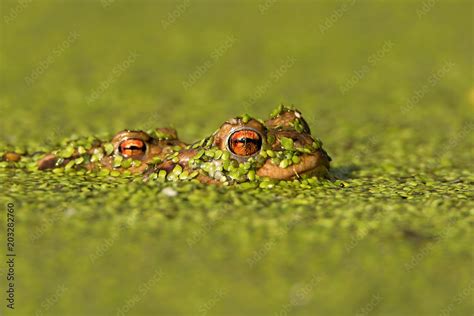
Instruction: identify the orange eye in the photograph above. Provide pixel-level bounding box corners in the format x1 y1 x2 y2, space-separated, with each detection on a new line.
227 129 262 157
119 139 146 158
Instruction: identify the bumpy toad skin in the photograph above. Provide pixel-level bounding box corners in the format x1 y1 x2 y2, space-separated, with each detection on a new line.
5 106 331 183
36 128 185 174
150 106 331 184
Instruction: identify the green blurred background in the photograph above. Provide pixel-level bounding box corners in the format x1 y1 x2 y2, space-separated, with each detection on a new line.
1 0 473 315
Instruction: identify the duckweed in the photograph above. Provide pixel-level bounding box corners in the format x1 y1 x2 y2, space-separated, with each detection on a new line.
280 137 294 150
279 159 289 168
103 143 114 156
1 2 472 316
59 146 75 158
120 158 132 168
112 155 123 168
158 169 167 180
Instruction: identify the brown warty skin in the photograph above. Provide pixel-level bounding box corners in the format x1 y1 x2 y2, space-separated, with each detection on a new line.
32 106 331 184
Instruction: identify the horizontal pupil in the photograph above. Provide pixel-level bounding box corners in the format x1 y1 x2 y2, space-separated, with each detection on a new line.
120 140 146 156
228 130 262 156
125 145 143 150
235 138 260 144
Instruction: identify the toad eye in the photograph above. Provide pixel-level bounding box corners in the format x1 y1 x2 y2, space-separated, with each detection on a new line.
227 129 263 157
119 139 147 158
